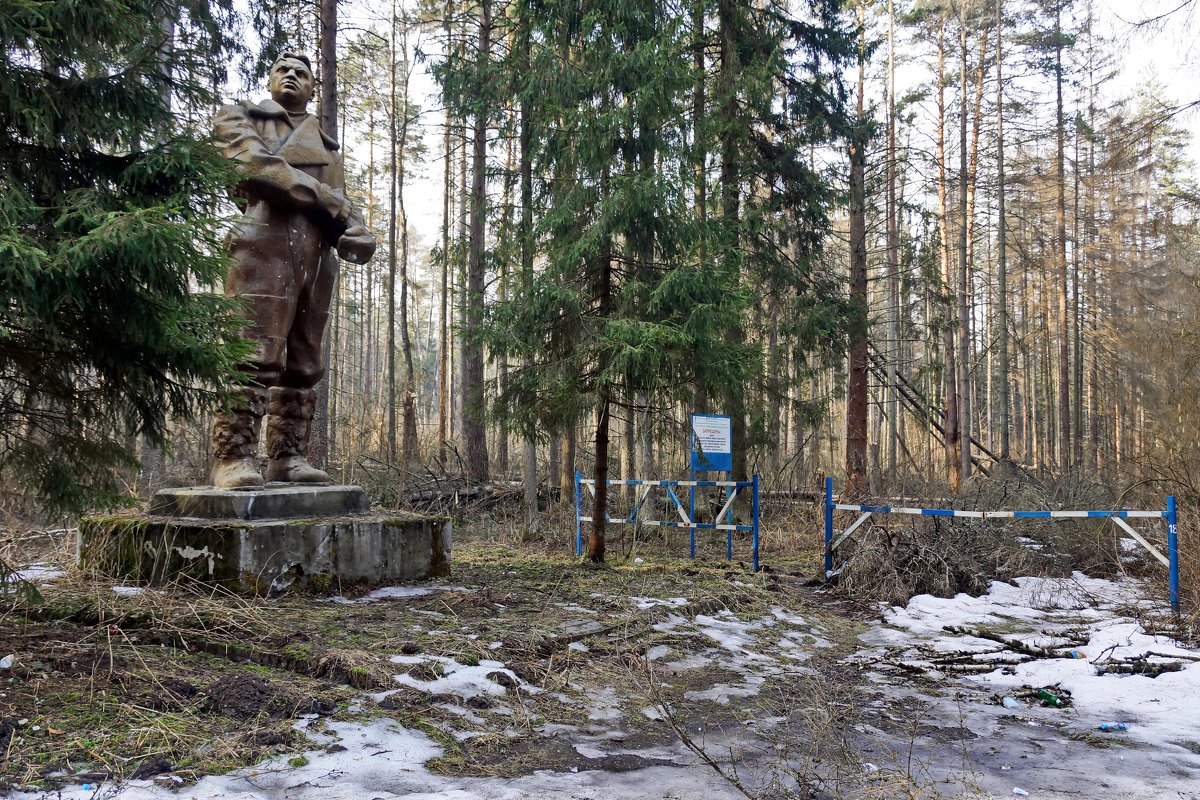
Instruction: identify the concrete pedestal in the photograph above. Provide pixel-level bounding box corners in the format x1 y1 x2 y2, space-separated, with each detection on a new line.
79 484 451 594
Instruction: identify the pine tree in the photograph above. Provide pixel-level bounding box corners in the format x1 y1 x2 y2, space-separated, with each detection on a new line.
702 0 855 484
0 0 249 510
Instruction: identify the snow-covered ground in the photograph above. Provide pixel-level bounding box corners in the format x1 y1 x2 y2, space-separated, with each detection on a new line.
11 566 1200 799
851 573 1200 798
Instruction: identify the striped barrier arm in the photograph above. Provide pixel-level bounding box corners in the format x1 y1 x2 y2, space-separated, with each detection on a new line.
831 504 1165 519
823 482 1182 613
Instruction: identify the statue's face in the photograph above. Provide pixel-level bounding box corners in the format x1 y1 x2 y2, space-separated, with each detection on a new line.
269 57 314 112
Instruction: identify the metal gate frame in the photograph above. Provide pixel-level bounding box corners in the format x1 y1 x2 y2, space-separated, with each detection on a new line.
823 477 1181 612
576 474 761 571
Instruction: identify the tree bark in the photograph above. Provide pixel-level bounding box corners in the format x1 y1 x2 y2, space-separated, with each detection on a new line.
396 9 419 471
519 2 537 519
885 0 899 487
717 0 747 485
437 0 453 468
995 0 1010 463
463 0 491 483
310 0 338 469
936 19 961 492
386 5 399 465
845 6 869 498
1054 7 1071 471
956 14 972 485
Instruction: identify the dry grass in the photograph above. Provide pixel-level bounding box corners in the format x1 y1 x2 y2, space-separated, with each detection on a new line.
837 518 1040 606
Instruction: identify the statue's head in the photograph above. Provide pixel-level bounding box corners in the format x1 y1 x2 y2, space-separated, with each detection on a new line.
268 52 315 112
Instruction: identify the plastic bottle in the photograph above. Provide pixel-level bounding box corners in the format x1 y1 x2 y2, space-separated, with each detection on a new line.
1002 696 1020 709
1036 688 1064 707
1098 722 1128 732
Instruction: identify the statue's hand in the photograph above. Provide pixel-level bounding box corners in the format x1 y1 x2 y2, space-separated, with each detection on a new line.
320 185 352 226
336 225 376 264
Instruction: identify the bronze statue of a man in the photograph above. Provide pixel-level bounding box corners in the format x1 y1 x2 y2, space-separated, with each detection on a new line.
209 53 375 489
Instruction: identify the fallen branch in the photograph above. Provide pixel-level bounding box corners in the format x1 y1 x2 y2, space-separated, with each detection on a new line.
640 657 756 800
944 626 1059 658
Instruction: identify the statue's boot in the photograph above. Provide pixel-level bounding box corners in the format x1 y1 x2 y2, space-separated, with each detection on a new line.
210 386 268 489
265 387 332 483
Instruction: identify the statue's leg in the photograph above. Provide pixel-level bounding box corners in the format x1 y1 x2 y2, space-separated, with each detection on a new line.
209 220 298 487
265 250 336 483
265 386 331 483
209 386 269 489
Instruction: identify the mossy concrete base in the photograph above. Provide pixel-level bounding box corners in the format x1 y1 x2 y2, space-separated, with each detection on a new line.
79 485 451 594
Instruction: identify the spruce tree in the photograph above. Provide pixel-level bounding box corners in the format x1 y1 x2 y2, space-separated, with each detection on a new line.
0 0 249 511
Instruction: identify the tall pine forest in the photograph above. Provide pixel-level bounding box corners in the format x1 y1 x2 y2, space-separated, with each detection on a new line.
5 0 1200 564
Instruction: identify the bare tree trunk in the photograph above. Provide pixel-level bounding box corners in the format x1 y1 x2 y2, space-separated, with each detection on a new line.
386 7 399 465
936 19 960 492
845 9 869 498
437 0 453 468
716 0 748 490
995 0 1010 463
495 134 515 478
589 156 614 562
310 0 338 470
589 398 610 563
462 0 491 483
639 395 655 483
519 6 537 519
396 10 419 471
557 430 573 504
885 0 899 486
1054 7 1071 471
956 14 972 485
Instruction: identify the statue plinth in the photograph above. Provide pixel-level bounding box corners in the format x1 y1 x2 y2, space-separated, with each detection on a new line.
79 484 451 595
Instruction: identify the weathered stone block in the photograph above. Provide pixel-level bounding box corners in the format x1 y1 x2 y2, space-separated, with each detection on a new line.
79 485 451 594
149 484 369 520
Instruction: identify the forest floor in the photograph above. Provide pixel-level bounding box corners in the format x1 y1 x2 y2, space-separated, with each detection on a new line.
1 516 1198 799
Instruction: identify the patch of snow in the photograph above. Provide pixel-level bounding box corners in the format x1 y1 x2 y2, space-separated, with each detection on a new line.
388 655 525 701
633 596 689 610
585 687 623 722
568 641 589 653
645 645 671 661
769 608 809 626
13 564 64 583
555 602 598 614
663 653 713 672
328 585 472 604
111 586 145 597
438 703 487 726
652 613 689 633
684 675 766 704
693 612 773 655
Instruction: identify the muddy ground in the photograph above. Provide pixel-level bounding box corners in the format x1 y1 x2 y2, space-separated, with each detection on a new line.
0 520 1197 799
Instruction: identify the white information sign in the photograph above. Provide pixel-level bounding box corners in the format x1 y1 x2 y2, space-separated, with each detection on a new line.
693 415 732 454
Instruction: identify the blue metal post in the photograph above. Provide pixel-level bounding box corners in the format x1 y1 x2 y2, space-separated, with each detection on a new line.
824 477 834 578
575 470 583 557
752 474 760 573
689 465 697 559
1168 495 1180 613
726 472 734 562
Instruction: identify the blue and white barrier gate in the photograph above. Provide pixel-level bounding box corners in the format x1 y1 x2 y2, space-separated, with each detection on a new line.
575 474 761 571
823 477 1183 612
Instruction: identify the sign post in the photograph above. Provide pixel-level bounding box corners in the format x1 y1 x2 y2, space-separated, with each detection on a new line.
690 414 733 559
